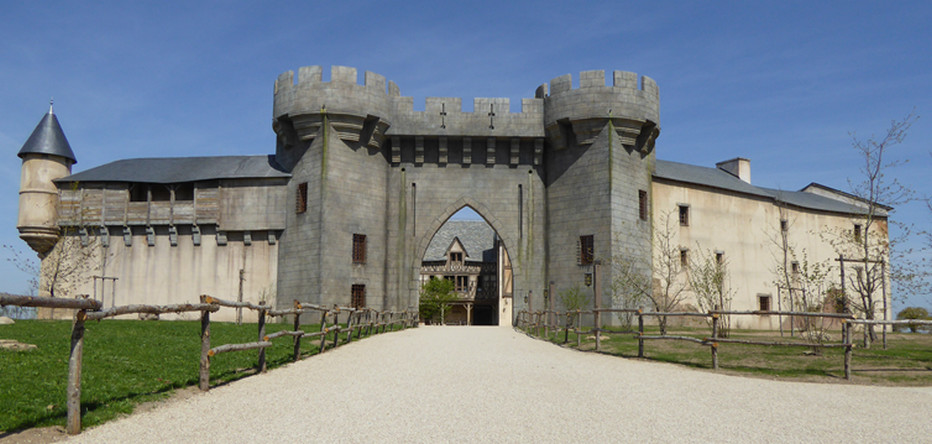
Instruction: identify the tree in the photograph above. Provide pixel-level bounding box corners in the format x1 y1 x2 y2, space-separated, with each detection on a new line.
689 247 735 337
418 278 458 325
896 307 929 333
609 244 650 330
829 111 918 343
647 211 691 335
558 284 591 331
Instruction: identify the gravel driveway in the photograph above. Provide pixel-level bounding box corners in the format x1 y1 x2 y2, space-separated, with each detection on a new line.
62 326 932 443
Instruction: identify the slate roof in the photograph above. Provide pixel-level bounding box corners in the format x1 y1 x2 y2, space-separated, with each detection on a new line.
18 109 77 163
423 220 497 263
654 159 871 215
57 155 290 184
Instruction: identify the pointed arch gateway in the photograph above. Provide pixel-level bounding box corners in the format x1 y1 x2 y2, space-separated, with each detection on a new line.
416 202 515 325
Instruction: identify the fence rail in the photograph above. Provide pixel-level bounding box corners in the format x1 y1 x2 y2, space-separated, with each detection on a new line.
515 308 875 379
0 294 417 435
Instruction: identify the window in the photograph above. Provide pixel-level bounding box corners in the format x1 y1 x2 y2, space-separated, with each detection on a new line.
678 205 689 226
579 235 594 265
352 234 366 264
450 252 463 264
853 224 862 243
680 248 689 268
758 294 771 312
296 182 308 214
456 276 468 292
638 190 648 221
351 284 366 309
780 219 788 232
715 251 724 265
791 261 800 274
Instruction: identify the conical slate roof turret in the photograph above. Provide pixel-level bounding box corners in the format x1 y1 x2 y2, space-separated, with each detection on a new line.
17 104 77 163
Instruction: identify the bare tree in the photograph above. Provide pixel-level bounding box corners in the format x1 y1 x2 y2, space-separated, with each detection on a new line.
828 111 918 343
689 247 735 337
646 211 691 335
609 239 650 329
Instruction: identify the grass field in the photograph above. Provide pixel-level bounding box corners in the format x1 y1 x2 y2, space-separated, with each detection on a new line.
0 319 391 432
533 324 932 385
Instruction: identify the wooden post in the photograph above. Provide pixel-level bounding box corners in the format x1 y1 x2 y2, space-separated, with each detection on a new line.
548 281 555 339
777 287 784 337
576 310 581 347
236 269 244 325
711 342 719 370
844 320 852 380
66 309 86 435
344 310 353 344
594 261 602 352
637 310 644 358
199 295 211 391
331 309 340 349
292 311 301 362
564 312 570 344
711 313 720 339
257 303 267 373
318 311 328 353
881 259 888 350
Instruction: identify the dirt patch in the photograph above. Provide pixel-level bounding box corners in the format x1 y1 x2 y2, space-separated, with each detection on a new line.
0 340 37 351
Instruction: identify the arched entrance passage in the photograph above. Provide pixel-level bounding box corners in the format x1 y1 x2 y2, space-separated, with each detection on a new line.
386 160 546 325
416 206 512 326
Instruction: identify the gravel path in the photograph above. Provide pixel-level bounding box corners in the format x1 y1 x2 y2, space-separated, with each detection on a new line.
62 326 931 443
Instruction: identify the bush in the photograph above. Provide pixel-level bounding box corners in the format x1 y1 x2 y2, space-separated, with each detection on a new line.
896 306 930 333
418 279 458 324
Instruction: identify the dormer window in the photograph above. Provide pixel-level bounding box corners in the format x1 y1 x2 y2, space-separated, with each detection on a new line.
450 252 463 264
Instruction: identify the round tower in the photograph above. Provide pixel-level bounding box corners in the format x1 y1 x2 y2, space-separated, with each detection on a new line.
17 104 77 255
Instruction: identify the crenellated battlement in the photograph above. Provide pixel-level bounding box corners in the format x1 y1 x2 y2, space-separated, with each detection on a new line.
272 66 659 155
537 70 660 152
535 69 659 99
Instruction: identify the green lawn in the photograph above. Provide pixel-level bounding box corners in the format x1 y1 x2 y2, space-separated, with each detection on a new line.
533 325 932 385
0 319 394 432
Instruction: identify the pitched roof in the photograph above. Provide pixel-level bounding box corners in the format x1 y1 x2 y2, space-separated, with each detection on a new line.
654 159 872 215
423 220 496 263
57 155 290 184
18 109 77 163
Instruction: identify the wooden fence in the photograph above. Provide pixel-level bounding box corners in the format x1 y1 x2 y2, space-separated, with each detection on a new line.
0 294 417 435
513 308 911 381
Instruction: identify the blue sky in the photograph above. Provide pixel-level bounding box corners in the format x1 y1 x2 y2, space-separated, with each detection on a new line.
1 1 929 310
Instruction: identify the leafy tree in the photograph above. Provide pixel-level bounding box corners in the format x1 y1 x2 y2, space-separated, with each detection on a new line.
558 284 591 329
418 278 458 325
896 306 929 333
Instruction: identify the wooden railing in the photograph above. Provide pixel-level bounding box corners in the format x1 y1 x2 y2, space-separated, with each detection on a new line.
0 294 417 435
515 308 882 380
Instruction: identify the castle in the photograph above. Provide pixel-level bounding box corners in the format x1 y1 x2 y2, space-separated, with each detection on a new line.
16 66 888 326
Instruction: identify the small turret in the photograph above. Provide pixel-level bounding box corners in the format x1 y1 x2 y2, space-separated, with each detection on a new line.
17 103 77 255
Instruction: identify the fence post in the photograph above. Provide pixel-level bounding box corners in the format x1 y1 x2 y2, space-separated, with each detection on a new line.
844 320 852 380
345 309 355 345
292 302 302 362
332 309 340 349
576 310 582 348
637 310 644 358
199 295 211 391
258 302 267 373
711 313 719 339
318 311 328 353
594 261 602 351
595 309 602 352
66 309 87 435
711 342 719 370
564 312 570 344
